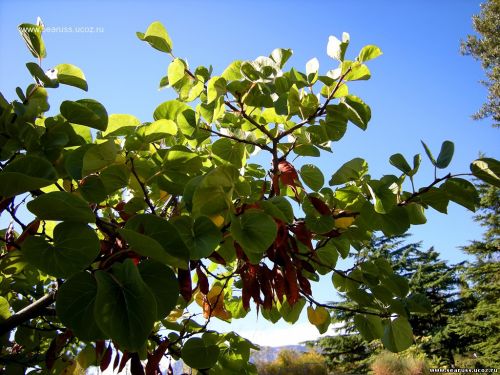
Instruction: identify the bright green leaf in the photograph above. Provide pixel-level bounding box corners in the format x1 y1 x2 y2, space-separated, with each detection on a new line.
55 63 88 91
60 99 108 131
136 21 173 53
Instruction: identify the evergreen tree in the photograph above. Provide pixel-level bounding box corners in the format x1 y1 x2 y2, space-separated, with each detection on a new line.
461 0 500 127
449 184 500 367
310 235 463 371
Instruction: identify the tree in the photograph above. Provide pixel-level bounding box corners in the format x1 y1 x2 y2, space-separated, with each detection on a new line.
448 183 500 368
309 236 463 372
461 0 500 127
255 349 327 375
0 19 499 374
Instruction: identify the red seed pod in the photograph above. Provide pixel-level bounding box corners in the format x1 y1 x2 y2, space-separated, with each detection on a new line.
118 352 131 373
145 340 169 375
278 160 302 200
259 265 274 310
177 268 193 302
289 221 313 250
130 353 145 375
95 340 105 360
300 260 316 274
273 267 286 303
100 344 113 371
308 195 331 215
196 267 209 295
284 261 300 305
297 273 312 296
208 251 226 265
241 273 252 311
15 219 41 245
113 351 121 371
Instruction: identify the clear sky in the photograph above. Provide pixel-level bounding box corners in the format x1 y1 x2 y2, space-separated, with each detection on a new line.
1 0 498 346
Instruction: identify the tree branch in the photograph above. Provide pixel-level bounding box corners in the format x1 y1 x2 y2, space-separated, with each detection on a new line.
200 126 273 152
0 293 56 336
278 67 352 140
128 157 157 215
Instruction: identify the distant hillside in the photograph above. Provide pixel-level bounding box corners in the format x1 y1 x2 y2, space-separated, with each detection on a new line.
170 344 310 373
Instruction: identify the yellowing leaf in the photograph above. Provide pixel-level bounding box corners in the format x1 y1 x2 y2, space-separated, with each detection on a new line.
334 216 355 229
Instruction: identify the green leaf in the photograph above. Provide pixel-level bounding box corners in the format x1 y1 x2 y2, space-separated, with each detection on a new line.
222 60 243 81
300 164 325 191
26 63 58 88
382 317 414 353
173 216 222 260
138 260 179 320
378 207 410 236
192 167 234 218
270 48 293 68
0 155 57 197
167 58 185 86
354 315 384 341
0 297 11 321
293 144 320 157
231 211 277 256
327 33 349 61
55 64 88 91
82 140 118 176
441 178 479 212
56 271 104 341
470 158 500 188
27 192 95 223
138 119 177 141
260 196 294 224
343 95 371 130
329 158 368 185
78 175 107 203
120 214 189 268
212 138 246 168
18 23 46 59
94 259 157 351
357 45 383 62
60 99 108 131
436 140 454 169
153 100 190 121
22 222 99 277
207 76 227 104
136 21 173 53
418 187 449 214
278 298 306 323
102 114 141 137
181 337 220 370
405 203 427 225
421 140 436 166
389 153 412 174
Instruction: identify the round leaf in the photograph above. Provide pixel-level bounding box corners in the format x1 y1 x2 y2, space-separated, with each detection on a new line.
230 211 277 255
55 63 88 91
382 317 414 353
27 191 95 223
138 260 179 320
300 164 324 191
22 222 99 278
181 337 220 370
60 99 108 131
56 271 104 341
94 259 157 352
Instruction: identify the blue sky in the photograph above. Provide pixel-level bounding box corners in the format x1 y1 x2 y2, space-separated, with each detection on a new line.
1 0 498 346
